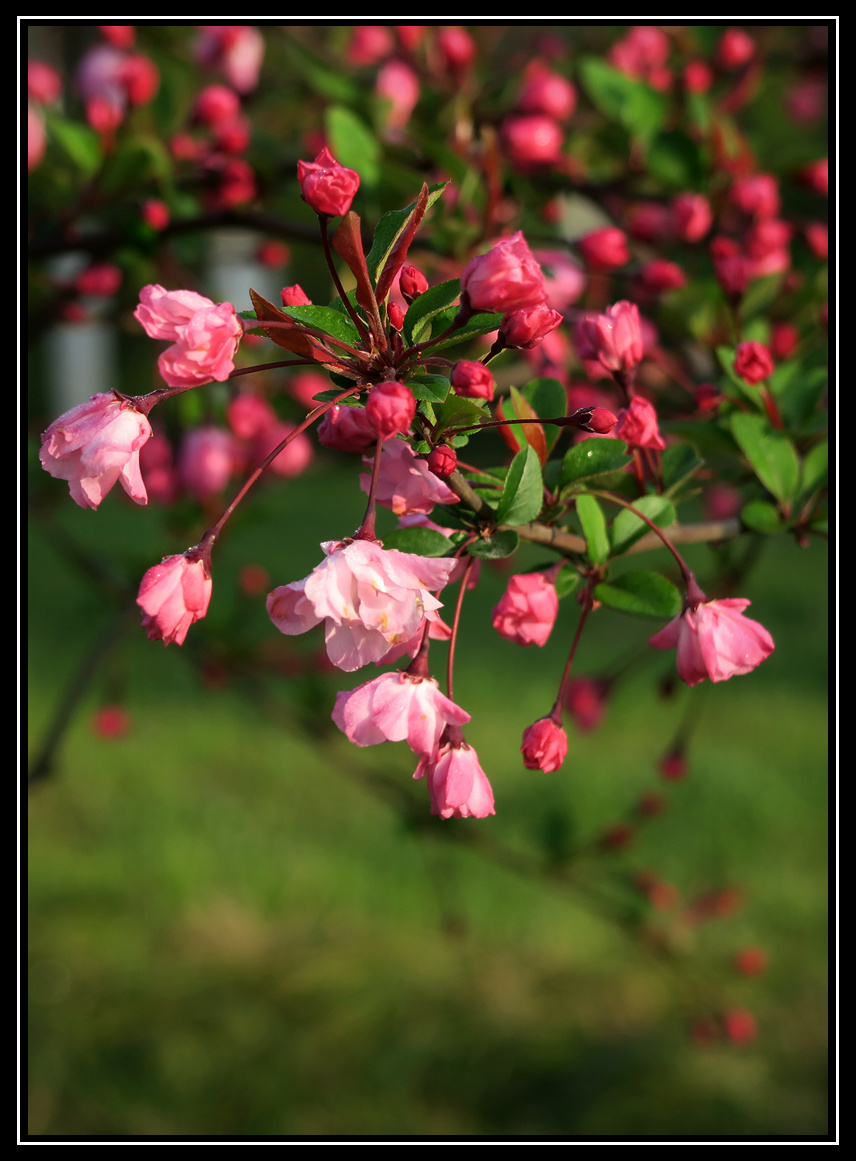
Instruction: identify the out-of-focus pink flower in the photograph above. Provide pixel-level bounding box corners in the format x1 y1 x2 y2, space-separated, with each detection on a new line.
86 94 123 134
91 705 131 739
195 26 264 93
137 551 212 646
518 60 576 121
502 114 564 170
805 222 829 261
533 250 586 312
710 236 749 300
135 284 242 388
723 1008 758 1046
650 597 774 686
297 146 360 218
227 393 276 440
578 227 630 269
800 158 828 197
40 393 151 510
492 572 559 647
703 481 742 522
659 747 689 780
142 199 170 231
288 371 327 409
734 947 769 976
786 74 827 123
75 263 122 298
397 25 426 52
346 25 395 66
575 301 644 375
501 303 563 349
267 538 458 671
521 716 568 773
28 104 46 172
683 59 713 93
28 60 61 104
179 426 239 501
400 265 429 304
729 174 780 221
770 322 799 361
625 202 671 244
615 396 666 450
436 26 476 72
672 192 713 243
255 240 290 268
716 28 755 70
333 671 471 755
733 340 774 385
461 231 546 314
425 446 457 479
211 115 250 154
563 677 609 732
317 404 377 453
122 54 159 105
376 59 420 134
608 25 671 87
75 44 127 111
450 360 495 400
139 428 180 505
366 381 416 440
415 735 496 819
99 25 135 48
194 83 241 126
360 438 458 516
694 383 724 413
252 421 314 478
207 157 257 208
636 258 686 295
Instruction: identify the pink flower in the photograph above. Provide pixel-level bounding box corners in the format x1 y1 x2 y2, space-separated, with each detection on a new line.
194 26 264 93
650 598 774 686
518 61 576 121
625 202 671 244
575 301 644 375
502 114 564 170
333 671 471 756
729 174 780 221
578 227 630 270
717 28 755 70
450 360 495 400
317 404 377 454
376 59 420 134
436 26 477 73
346 25 395 66
800 158 828 197
671 193 713 243
281 284 312 307
137 551 213 646
360 439 458 516
194 83 241 126
710 237 749 300
415 737 496 819
521 716 568 773
615 396 666 451
501 303 563 349
297 146 360 218
683 60 713 93
460 231 547 314
251 421 314 478
75 263 122 298
563 677 609 732
99 25 135 48
28 60 62 105
142 199 170 231
39 393 151 510
134 284 242 388
227 393 277 440
425 446 457 479
733 341 774 385
179 426 239 502
636 259 686 295
533 250 586 311
267 539 458 671
492 572 559 647
365 381 416 440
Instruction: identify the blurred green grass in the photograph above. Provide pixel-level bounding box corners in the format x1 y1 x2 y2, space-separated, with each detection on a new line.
27 461 828 1137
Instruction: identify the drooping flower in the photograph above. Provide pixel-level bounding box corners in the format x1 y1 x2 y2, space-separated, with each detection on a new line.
333 671 471 756
492 571 559 647
649 598 774 686
137 551 212 646
414 733 496 819
521 716 568 773
134 285 242 388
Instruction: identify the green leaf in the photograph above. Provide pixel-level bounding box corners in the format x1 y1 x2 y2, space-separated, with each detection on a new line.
402 280 461 345
405 374 450 404
576 494 610 566
554 568 582 599
467 530 519 559
425 309 504 353
610 495 676 556
779 365 828 429
661 443 704 496
593 571 682 619
578 56 668 146
46 114 101 176
740 500 786 534
560 439 630 491
522 377 567 455
366 182 447 287
431 395 489 438
279 304 361 347
380 527 454 557
646 130 703 189
311 388 358 402
494 445 544 527
731 413 800 503
324 105 379 189
800 439 828 498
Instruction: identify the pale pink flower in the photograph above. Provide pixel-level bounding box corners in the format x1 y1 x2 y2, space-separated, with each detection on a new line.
360 439 458 516
195 26 264 93
137 552 212 646
333 672 470 756
179 426 239 502
376 59 420 133
267 539 458 671
415 737 496 819
521 716 568 773
650 598 774 686
615 396 666 451
135 285 242 388
461 231 547 314
492 572 559 647
40 393 151 510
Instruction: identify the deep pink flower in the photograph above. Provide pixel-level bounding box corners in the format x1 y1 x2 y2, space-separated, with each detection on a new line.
122 54 159 106
671 193 713 243
365 381 416 440
28 60 62 105
636 259 686 295
733 341 774 385
40 393 151 510
800 158 828 197
142 199 170 231
415 738 496 819
179 426 239 501
716 28 755 70
710 236 749 300
650 598 774 686
770 322 799 361
425 446 457 479
450 360 495 400
317 404 377 454
805 222 829 261
729 174 780 221
578 227 630 270
502 114 564 170
460 231 547 314
625 202 671 244
399 265 429 304
521 716 568 773
518 61 576 121
137 552 212 646
227 393 277 440
492 572 559 647
297 146 360 218
281 284 312 307
360 439 459 516
194 83 241 126
333 671 471 756
436 26 477 72
75 264 122 298
563 677 609 733
575 301 644 375
267 539 458 672
346 25 395 66
615 396 666 451
608 26 671 87
683 60 713 93
99 25 135 48
501 303 563 349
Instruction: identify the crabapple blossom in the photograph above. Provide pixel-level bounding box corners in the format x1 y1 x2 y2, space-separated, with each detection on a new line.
39 393 151 510
501 303 563 349
425 446 457 479
575 301 644 375
179 426 239 502
578 227 630 270
521 717 568 773
360 438 458 516
297 147 360 218
729 174 780 221
518 61 576 121
615 397 666 451
650 598 774 686
252 421 314 478
134 285 242 388
317 404 377 453
137 552 213 646
671 193 713 243
194 25 264 93
460 231 547 314
376 59 420 134
450 360 495 400
717 28 755 70
414 733 495 819
492 572 559 647
28 60 62 105
502 114 564 170
333 671 471 756
266 539 458 672
399 265 429 304
564 678 609 733
365 381 416 440
733 341 774 385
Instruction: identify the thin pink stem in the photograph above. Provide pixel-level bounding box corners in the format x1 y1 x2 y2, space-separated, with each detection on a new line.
445 555 477 703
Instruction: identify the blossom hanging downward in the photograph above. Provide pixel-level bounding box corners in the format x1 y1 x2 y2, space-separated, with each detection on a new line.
134 284 242 388
137 550 212 646
650 598 774 686
333 671 470 756
414 728 496 819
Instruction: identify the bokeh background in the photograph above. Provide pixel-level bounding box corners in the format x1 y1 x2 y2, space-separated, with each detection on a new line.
27 22 830 1139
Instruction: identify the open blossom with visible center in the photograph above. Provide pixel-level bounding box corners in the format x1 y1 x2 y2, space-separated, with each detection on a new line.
137 552 212 646
521 716 568 773
333 672 471 756
650 598 775 686
134 284 242 388
40 392 152 510
414 736 496 819
297 147 360 217
460 231 547 314
575 301 643 375
267 539 458 671
492 571 559 647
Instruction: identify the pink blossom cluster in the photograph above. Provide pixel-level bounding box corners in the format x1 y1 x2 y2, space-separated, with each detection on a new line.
134 285 243 388
501 58 575 171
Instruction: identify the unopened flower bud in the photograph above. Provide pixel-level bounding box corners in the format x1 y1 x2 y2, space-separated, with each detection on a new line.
317 404 376 453
683 59 713 93
521 716 568 773
426 445 457 479
723 1008 758 1046
399 264 428 304
388 301 405 331
142 199 170 231
281 284 312 307
460 231 547 314
578 406 617 434
717 28 755 70
658 747 689 781
578 226 630 269
451 360 495 400
365 381 416 440
297 146 360 218
501 303 563 349
671 192 713 243
733 340 774 385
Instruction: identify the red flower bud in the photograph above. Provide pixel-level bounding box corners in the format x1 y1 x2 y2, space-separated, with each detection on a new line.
717 28 755 70
578 226 630 269
388 302 405 331
281 284 312 307
723 1008 758 1046
297 146 360 218
399 264 428 304
501 303 563 349
733 340 774 385
365 381 416 440
426 445 457 479
683 59 713 93
451 360 495 401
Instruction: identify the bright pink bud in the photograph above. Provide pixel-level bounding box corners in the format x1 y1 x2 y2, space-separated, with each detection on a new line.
723 1008 758 1046
297 146 360 218
575 301 644 375
99 25 135 48
317 404 377 453
142 199 170 231
75 263 122 298
650 597 774 686
28 60 62 105
87 95 123 134
460 231 547 314
800 158 828 197
615 397 666 451
582 407 617 434
40 393 151 510
729 173 780 221
578 226 630 269
194 83 241 126
281 284 312 307
179 426 239 501
734 947 769 976
683 59 713 93
399 264 429 304
710 236 749 299
717 28 755 70
426 445 457 479
334 671 470 756
450 360 495 400
139 428 179 505
122 54 159 106
501 303 563 349
521 716 568 773
671 193 713 243
388 302 405 331
137 551 213 647
502 114 564 170
365 381 416 440
492 572 559 648
636 258 686 295
733 341 774 385
805 222 828 261
563 677 609 733
346 25 395 66
436 26 477 72
694 383 725 413
415 737 495 820
770 322 799 361
518 60 576 121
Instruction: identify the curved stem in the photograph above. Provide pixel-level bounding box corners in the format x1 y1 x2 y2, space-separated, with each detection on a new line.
446 555 477 703
587 489 699 594
353 436 384 542
552 579 596 719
